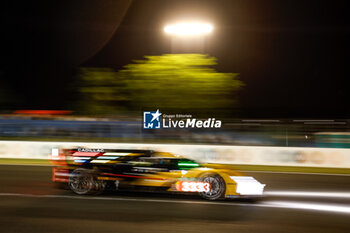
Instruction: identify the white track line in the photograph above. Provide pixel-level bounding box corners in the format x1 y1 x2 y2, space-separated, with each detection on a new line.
267 201 350 214
1 192 350 215
0 193 256 206
0 164 349 176
265 191 350 198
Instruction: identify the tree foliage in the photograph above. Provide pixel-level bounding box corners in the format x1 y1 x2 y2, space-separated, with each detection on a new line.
78 54 243 115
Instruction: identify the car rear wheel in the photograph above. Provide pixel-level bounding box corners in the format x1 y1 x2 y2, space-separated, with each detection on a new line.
69 168 105 195
199 174 225 200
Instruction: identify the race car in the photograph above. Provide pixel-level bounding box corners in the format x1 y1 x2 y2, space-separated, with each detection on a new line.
51 147 265 200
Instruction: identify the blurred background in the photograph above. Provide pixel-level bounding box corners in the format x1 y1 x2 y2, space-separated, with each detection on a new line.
0 0 348 148
0 1 349 233
0 113 349 148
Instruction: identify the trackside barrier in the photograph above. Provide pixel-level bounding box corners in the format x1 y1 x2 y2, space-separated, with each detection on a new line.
0 140 350 168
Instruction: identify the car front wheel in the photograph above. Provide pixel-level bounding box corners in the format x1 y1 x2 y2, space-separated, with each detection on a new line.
199 174 226 200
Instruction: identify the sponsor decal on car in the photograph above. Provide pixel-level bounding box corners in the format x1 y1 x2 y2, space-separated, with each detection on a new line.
176 181 210 192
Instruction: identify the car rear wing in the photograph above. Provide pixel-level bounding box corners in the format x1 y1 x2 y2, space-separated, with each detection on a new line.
50 147 154 165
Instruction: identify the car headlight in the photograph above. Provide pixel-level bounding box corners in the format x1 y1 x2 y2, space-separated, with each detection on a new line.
230 176 265 195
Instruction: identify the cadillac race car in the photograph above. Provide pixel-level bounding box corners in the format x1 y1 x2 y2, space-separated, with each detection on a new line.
51 148 265 200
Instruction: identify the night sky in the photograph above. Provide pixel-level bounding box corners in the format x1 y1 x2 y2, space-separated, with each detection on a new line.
0 0 348 118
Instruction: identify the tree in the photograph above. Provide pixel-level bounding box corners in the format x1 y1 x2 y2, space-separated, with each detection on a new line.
77 54 243 115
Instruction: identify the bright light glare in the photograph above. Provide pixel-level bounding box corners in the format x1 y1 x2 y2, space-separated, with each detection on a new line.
269 201 350 214
52 148 59 156
51 148 59 159
164 22 213 36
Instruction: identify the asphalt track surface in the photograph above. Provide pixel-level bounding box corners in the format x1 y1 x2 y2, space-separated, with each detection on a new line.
1 165 350 233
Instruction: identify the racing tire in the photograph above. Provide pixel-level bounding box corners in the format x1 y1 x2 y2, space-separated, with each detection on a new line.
199 173 226 201
68 168 105 195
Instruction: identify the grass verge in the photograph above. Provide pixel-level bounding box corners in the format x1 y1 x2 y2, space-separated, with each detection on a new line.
0 158 50 165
